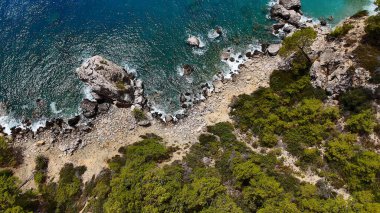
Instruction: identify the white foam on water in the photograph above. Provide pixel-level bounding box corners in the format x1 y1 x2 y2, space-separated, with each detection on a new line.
365 0 378 15
81 85 95 101
50 102 63 114
177 65 184 76
221 41 262 78
30 119 47 132
0 115 21 135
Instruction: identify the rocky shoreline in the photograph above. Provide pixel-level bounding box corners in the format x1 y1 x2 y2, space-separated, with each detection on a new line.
4 0 378 190
0 0 323 139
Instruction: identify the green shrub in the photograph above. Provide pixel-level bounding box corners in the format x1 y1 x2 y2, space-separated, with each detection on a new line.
0 136 19 168
259 132 278 148
339 87 373 113
346 110 376 134
329 23 354 38
115 81 126 91
132 108 146 121
207 122 236 143
364 15 380 46
279 27 317 64
270 70 297 92
34 171 46 185
35 155 49 172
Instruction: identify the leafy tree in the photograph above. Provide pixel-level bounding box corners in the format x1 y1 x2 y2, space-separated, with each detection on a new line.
279 27 317 63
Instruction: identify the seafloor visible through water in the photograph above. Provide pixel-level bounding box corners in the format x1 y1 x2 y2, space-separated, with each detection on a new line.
0 0 375 131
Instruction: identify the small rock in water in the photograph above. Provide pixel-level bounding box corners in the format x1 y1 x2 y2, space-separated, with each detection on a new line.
215 27 223 35
187 36 200 47
221 52 230 60
182 64 194 75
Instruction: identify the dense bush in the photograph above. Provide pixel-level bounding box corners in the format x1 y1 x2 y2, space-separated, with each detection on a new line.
346 109 376 134
364 14 380 46
339 87 373 113
0 136 22 168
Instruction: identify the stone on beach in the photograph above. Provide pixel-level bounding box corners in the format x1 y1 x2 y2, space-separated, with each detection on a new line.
267 44 281 56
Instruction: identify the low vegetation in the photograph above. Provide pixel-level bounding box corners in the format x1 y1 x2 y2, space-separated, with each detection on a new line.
132 108 147 121
329 23 354 38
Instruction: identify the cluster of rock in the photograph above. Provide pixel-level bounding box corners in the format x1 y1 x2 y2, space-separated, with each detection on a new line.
270 0 304 34
310 40 371 97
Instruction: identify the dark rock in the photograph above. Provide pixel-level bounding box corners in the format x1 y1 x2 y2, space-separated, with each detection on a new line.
229 57 235 62
320 19 327 26
68 116 80 127
261 43 270 53
215 27 223 35
273 23 285 30
245 52 252 58
80 99 98 118
180 94 187 103
98 102 111 114
183 64 194 75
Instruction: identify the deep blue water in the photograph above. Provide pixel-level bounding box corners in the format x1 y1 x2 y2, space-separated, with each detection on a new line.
0 0 374 127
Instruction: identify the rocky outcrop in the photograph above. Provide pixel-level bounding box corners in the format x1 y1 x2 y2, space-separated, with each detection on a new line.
271 4 290 20
309 17 373 97
279 0 301 11
77 56 147 118
76 56 135 105
310 48 370 96
271 0 304 32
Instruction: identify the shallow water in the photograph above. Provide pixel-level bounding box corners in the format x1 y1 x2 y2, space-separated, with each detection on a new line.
0 0 374 128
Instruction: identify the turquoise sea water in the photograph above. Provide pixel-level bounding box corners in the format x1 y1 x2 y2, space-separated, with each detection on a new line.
0 0 374 128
